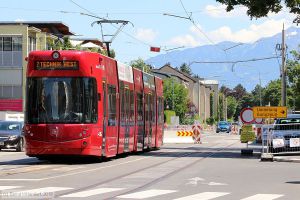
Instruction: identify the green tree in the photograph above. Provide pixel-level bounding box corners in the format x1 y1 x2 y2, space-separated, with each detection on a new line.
263 79 281 106
62 37 73 50
287 49 300 110
100 48 116 58
216 0 300 19
218 92 225 120
232 84 247 101
227 96 238 120
219 85 232 96
239 93 255 109
251 84 264 106
46 37 73 50
179 63 192 75
163 78 189 122
130 58 152 73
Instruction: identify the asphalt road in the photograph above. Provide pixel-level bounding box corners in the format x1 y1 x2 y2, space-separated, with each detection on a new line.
0 133 299 200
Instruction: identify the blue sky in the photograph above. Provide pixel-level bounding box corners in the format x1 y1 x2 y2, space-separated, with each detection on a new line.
0 0 296 68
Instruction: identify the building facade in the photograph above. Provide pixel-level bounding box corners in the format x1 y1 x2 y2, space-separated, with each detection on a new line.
0 22 73 120
152 64 219 123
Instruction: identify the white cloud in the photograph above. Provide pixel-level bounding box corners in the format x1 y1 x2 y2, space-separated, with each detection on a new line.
14 19 25 22
204 4 248 18
135 28 158 43
168 5 297 48
168 34 199 47
190 19 293 44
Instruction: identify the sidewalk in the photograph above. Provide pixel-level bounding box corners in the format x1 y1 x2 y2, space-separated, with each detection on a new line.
273 155 300 163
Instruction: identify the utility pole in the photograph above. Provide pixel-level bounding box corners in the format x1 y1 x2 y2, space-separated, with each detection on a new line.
222 93 225 120
225 96 227 121
259 72 262 106
281 23 287 106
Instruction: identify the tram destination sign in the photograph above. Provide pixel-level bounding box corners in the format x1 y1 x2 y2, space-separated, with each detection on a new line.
253 106 287 118
35 61 79 70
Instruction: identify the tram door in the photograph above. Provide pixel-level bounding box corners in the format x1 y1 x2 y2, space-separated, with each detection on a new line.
102 80 107 156
119 82 130 153
124 87 130 152
144 93 152 149
136 92 144 151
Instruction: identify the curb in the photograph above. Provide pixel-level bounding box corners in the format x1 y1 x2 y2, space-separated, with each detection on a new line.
273 157 300 163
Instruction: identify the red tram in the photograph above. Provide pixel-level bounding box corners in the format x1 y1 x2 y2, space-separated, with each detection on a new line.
24 50 164 158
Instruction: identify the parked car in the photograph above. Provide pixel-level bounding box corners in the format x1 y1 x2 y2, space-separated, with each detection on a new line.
216 121 231 133
0 121 24 152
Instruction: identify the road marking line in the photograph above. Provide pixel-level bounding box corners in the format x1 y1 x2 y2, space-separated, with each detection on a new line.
0 186 22 190
117 189 176 199
0 157 147 181
0 179 43 181
11 187 72 194
241 194 284 200
173 192 230 200
52 166 85 171
207 182 228 186
0 166 51 175
61 187 124 198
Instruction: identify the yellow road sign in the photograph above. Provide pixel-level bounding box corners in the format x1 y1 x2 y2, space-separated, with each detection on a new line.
253 106 287 118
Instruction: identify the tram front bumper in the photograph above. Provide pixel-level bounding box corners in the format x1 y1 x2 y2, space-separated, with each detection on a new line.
25 138 100 157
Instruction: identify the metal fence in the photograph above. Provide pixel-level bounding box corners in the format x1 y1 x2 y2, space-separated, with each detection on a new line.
262 123 300 154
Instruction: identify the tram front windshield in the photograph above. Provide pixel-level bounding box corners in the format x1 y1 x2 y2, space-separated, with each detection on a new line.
26 77 97 124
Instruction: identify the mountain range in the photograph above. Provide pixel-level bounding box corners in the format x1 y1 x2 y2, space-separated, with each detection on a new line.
146 27 300 91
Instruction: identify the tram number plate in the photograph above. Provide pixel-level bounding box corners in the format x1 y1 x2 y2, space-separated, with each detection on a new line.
0 142 4 145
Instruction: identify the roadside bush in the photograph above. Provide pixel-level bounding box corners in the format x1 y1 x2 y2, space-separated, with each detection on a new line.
206 117 215 125
164 110 176 125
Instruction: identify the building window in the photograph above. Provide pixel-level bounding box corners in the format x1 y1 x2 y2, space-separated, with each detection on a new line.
0 36 22 67
0 85 22 99
3 37 12 51
12 37 22 51
0 37 2 51
12 86 22 99
28 36 36 52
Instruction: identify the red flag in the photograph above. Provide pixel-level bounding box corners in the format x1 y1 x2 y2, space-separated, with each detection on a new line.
150 47 160 52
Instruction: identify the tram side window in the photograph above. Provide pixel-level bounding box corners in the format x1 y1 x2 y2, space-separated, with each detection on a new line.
145 94 149 122
149 94 154 123
108 85 117 126
83 78 98 123
158 97 164 125
152 95 156 124
125 88 130 123
130 90 134 125
120 82 125 124
137 93 143 124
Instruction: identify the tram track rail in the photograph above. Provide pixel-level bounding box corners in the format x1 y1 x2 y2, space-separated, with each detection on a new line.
0 145 195 178
56 141 238 199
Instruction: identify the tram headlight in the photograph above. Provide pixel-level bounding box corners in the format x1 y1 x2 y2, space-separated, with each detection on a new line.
52 51 60 59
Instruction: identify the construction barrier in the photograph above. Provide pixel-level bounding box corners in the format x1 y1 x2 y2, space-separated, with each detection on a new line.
231 125 238 135
262 123 300 155
192 124 202 143
177 131 193 136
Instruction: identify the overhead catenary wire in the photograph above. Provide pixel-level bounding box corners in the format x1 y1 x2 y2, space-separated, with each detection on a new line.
69 0 180 53
0 5 243 15
189 56 280 66
70 0 155 48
